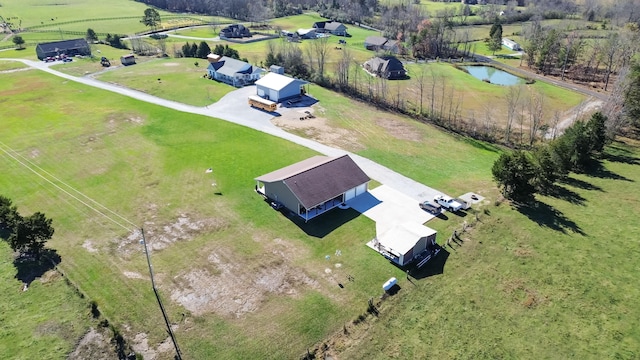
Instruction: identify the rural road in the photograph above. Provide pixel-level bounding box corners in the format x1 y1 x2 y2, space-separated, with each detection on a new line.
1 58 443 203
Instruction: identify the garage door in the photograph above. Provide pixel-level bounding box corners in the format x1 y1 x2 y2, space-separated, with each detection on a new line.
355 183 367 196
257 88 265 97
344 188 356 201
269 89 278 101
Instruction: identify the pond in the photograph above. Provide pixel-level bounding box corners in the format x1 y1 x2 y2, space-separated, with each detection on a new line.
462 66 525 86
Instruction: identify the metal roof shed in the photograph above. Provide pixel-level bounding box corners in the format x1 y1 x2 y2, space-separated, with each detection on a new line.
375 223 437 266
255 73 307 102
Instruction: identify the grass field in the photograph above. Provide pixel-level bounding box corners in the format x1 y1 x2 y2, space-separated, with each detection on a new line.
3 41 640 360
0 242 94 359
336 140 640 359
95 57 235 106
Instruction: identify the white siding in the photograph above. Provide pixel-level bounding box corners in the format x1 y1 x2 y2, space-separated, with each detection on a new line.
269 89 278 101
344 188 356 201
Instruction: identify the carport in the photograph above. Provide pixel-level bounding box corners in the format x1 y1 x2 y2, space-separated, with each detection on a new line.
368 222 438 266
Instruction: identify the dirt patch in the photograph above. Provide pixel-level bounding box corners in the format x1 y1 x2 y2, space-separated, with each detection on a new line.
82 239 99 253
69 328 116 360
170 247 320 318
123 271 146 280
105 112 146 131
272 108 364 152
546 98 603 139
374 117 422 142
29 148 40 159
163 62 180 67
114 214 228 258
130 332 172 360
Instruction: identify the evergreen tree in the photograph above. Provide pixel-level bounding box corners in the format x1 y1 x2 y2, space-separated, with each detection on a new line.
85 28 98 42
182 42 192 57
492 151 536 202
191 43 198 58
197 41 211 59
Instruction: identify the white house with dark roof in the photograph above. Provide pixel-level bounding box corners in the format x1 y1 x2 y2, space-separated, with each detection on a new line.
255 155 370 221
254 72 307 102
207 56 263 87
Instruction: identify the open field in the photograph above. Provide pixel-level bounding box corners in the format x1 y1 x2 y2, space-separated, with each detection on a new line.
2 68 433 359
0 242 96 359
95 57 234 106
3 42 640 360
4 54 640 360
335 139 640 359
0 0 221 34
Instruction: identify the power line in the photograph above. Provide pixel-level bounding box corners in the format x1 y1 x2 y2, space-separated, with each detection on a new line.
0 141 137 232
1 141 183 359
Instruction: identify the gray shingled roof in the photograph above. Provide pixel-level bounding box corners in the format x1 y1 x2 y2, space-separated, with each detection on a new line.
365 36 388 47
213 56 252 77
256 155 370 209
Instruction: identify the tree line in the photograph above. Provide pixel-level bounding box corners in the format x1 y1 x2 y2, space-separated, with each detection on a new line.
492 111 607 203
0 196 55 260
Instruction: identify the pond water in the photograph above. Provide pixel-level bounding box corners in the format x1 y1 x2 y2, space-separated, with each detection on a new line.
462 66 525 86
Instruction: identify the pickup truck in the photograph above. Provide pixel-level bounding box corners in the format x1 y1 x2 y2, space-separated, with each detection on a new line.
434 195 463 212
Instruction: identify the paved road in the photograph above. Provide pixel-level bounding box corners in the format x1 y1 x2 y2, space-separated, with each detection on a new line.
1 58 444 203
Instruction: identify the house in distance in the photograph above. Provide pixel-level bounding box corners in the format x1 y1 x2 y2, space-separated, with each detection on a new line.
35 38 91 60
363 56 407 79
220 24 251 39
313 21 348 36
255 155 370 222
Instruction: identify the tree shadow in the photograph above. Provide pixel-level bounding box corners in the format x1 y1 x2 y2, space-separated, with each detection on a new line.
602 152 640 165
586 161 634 182
14 248 61 285
602 142 640 165
542 184 586 206
559 176 603 192
408 249 450 280
515 201 586 236
283 208 361 238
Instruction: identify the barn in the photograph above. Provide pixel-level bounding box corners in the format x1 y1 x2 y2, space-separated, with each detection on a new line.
254 72 307 102
255 155 370 221
371 222 438 266
35 38 91 60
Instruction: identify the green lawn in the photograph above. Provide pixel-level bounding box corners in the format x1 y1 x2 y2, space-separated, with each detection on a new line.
0 242 94 359
337 140 640 359
0 69 409 359
95 57 234 106
3 42 640 360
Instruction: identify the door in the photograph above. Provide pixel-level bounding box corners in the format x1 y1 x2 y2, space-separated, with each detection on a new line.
269 89 278 102
257 87 265 97
355 183 367 196
344 188 356 201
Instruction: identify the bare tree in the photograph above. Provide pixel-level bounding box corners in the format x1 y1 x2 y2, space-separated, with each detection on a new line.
309 36 330 82
335 48 352 89
528 89 545 146
504 85 523 144
415 66 427 115
603 33 621 91
602 64 631 137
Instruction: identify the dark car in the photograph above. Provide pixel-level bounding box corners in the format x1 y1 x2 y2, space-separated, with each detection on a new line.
62 57 73 62
419 201 442 215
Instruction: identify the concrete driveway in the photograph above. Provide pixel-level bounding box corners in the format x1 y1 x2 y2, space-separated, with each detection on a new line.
347 185 435 233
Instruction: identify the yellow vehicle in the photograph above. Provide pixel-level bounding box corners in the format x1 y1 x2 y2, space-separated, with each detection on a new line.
248 95 277 112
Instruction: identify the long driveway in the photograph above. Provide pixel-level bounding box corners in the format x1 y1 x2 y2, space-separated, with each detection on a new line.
1 58 442 203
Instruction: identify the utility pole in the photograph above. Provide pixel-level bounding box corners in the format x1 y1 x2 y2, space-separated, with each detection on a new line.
141 228 183 360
